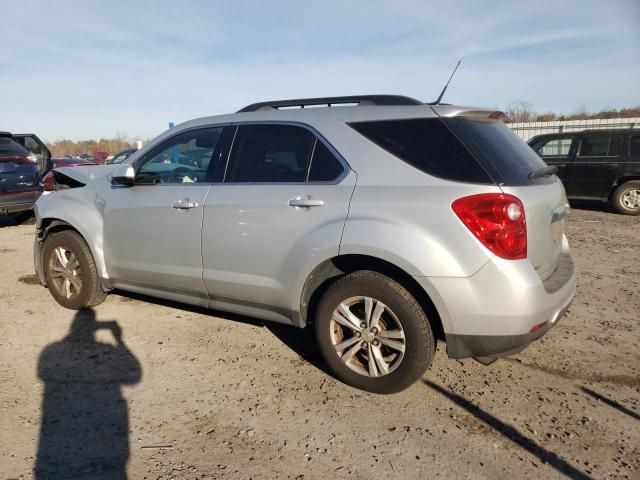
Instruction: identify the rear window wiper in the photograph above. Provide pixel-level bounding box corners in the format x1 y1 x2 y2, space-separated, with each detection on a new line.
528 165 558 179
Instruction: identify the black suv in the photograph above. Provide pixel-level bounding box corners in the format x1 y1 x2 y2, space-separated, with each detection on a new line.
529 129 640 215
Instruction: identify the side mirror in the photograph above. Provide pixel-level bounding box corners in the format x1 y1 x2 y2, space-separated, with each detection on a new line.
111 164 135 186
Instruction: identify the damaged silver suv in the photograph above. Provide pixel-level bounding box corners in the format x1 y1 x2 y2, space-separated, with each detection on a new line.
34 95 576 393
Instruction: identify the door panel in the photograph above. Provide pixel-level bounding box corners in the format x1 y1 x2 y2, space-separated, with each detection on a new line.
104 184 211 301
201 173 356 316
568 135 622 199
102 126 227 304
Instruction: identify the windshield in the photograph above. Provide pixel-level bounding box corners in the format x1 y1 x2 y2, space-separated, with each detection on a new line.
444 117 554 186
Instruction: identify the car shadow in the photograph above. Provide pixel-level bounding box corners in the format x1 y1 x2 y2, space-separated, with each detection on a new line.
424 380 590 479
113 290 332 376
0 211 35 228
35 308 142 479
569 199 614 214
581 386 640 421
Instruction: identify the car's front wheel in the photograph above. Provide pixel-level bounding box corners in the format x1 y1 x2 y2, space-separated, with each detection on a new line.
42 230 107 309
314 270 435 394
612 181 640 215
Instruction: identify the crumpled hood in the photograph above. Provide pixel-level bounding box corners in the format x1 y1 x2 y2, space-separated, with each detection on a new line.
53 165 117 184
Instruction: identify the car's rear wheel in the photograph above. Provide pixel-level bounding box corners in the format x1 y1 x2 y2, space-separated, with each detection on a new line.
42 230 107 309
612 181 640 215
314 270 435 394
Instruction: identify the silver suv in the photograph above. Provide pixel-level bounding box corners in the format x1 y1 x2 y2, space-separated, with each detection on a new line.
34 95 576 393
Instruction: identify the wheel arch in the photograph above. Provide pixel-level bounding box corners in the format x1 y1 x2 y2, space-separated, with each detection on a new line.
300 254 445 341
35 217 110 291
610 175 640 199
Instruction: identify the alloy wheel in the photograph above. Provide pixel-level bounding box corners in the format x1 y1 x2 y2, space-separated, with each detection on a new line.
48 246 83 299
329 296 406 377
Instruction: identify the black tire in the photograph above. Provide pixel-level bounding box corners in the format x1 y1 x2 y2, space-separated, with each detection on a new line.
612 181 640 215
314 270 435 394
42 230 107 309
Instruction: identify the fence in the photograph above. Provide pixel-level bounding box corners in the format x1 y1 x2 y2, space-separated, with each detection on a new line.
508 117 640 142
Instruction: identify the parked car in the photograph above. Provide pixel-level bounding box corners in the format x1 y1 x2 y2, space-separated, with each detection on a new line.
528 129 640 215
93 151 109 164
12 133 52 176
107 148 137 164
0 132 42 215
33 95 576 393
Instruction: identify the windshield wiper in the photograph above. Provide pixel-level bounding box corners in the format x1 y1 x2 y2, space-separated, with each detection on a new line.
528 165 558 179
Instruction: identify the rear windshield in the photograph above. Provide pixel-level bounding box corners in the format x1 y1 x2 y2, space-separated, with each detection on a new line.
444 117 554 185
0 138 29 156
349 118 492 184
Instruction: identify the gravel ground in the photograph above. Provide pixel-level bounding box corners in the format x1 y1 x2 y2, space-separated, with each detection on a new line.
0 207 638 479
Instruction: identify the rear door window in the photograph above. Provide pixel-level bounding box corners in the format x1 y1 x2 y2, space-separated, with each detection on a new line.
225 125 315 183
630 136 640 156
579 137 610 157
308 141 345 182
349 118 491 183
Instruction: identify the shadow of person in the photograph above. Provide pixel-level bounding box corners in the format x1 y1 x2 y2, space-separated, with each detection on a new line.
34 308 142 479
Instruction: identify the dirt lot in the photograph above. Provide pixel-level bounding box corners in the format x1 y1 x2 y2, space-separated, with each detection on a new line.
0 207 638 479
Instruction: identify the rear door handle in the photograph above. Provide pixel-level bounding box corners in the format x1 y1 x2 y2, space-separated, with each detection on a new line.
288 197 324 208
172 198 199 210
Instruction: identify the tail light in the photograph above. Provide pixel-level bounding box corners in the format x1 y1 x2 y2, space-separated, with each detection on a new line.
41 171 56 191
452 193 527 260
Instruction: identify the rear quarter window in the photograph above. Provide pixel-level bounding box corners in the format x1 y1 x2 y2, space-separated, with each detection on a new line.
349 118 492 184
444 118 554 186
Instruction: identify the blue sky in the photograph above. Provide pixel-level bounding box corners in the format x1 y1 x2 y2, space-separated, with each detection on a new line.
1 0 638 141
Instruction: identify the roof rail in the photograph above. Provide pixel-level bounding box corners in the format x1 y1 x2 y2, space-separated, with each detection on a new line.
237 95 423 113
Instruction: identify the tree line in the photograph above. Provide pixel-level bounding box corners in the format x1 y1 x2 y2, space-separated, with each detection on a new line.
46 132 145 158
504 101 640 123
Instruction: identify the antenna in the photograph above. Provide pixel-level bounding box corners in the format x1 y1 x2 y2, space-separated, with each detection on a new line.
434 59 461 105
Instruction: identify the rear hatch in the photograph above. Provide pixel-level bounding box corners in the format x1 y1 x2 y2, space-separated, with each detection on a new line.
442 113 567 280
0 136 40 193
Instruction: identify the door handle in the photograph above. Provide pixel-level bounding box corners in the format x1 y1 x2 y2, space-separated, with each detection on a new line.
172 198 199 210
555 163 567 167
288 197 325 208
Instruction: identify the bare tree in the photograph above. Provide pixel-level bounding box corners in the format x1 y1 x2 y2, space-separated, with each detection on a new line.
504 100 536 123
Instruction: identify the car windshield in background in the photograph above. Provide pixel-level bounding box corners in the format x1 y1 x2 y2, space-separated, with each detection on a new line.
444 118 554 186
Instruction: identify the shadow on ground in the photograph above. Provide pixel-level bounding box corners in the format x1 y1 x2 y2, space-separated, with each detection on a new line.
0 211 35 228
581 386 640 421
113 290 331 375
424 380 590 479
35 308 142 479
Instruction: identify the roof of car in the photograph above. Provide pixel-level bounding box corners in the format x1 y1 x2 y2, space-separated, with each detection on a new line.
129 97 502 162
530 128 639 139
171 101 497 132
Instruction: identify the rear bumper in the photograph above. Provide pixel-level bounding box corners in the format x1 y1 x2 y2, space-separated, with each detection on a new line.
0 190 41 214
415 247 576 359
444 302 570 359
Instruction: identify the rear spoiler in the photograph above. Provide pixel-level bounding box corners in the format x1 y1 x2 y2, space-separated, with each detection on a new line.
430 105 506 122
